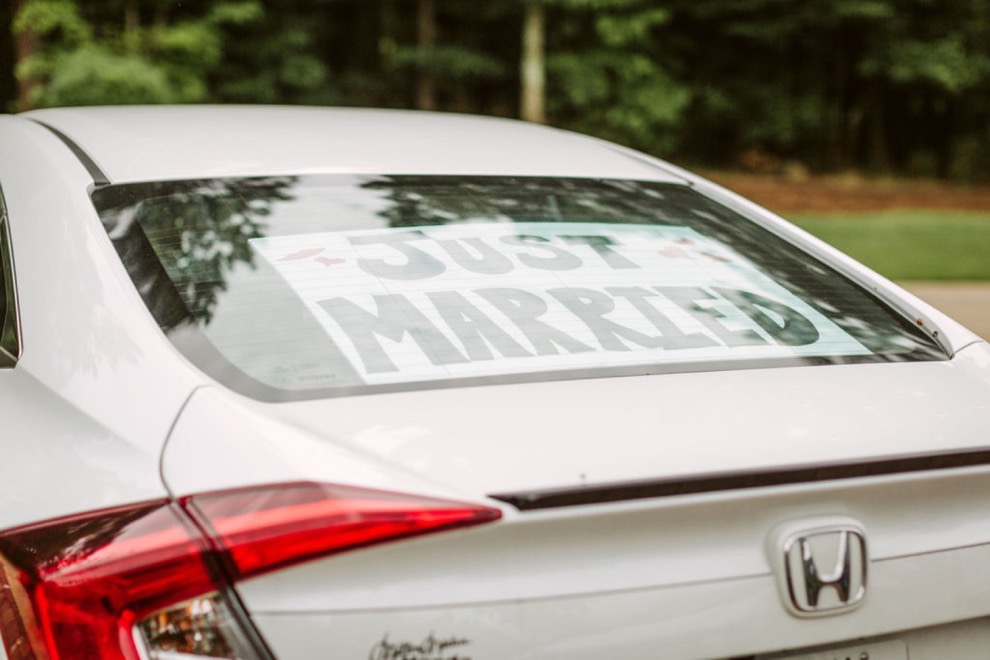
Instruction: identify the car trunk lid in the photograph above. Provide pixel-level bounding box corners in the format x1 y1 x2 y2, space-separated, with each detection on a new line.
267 345 990 502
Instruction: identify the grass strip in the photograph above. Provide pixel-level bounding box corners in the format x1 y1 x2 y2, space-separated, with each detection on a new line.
789 210 990 281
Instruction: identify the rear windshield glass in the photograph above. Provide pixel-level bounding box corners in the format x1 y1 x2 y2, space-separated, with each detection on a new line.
92 175 944 401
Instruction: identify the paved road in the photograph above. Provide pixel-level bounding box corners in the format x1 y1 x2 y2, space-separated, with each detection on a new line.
902 282 990 341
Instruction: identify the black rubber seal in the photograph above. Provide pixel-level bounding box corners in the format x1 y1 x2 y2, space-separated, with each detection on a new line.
491 448 990 510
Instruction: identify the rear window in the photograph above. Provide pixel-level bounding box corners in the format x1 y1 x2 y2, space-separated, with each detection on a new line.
92 175 944 401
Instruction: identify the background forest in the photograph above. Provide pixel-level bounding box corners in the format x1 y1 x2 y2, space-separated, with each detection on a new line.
3 0 990 181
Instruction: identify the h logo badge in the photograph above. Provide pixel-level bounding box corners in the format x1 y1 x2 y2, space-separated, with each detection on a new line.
769 518 868 617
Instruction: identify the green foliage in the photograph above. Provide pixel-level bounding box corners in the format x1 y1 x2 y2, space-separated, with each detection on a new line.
594 8 669 47
13 0 264 107
542 0 647 9
208 6 333 106
549 4 689 153
12 0 90 47
833 0 894 20
551 51 689 150
8 0 990 180
659 0 990 175
37 46 172 106
155 22 221 68
861 35 990 93
388 45 506 81
739 90 826 153
207 1 264 25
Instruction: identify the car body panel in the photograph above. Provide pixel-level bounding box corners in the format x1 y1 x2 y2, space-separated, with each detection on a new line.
0 368 165 530
246 343 990 498
21 106 689 184
0 116 205 526
161 386 485 502
250 579 990 659
240 464 990 658
239 462 990 611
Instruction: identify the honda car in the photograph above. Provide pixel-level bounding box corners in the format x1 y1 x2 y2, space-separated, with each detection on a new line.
0 105 988 659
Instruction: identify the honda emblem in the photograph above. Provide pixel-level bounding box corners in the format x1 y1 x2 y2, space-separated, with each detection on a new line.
769 517 868 617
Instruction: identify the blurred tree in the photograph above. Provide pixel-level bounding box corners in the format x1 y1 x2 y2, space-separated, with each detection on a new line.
13 0 263 108
663 0 990 177
382 2 509 113
661 0 891 170
856 0 990 177
6 0 990 180
208 0 334 105
547 0 690 154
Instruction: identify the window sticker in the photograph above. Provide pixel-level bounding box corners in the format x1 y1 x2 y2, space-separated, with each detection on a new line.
250 223 869 385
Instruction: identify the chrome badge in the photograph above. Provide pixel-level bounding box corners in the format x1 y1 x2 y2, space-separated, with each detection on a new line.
769 517 868 617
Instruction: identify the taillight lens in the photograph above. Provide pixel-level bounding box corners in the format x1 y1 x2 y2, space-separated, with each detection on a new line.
135 592 258 659
186 482 501 580
0 483 500 659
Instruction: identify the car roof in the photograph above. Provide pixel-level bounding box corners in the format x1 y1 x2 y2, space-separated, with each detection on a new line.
21 105 688 185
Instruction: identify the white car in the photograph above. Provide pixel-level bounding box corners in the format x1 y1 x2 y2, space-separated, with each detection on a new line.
0 105 988 660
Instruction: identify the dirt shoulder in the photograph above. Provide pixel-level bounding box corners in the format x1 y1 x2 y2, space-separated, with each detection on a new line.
703 171 990 215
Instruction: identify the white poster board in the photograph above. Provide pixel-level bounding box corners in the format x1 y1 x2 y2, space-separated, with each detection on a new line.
251 222 868 385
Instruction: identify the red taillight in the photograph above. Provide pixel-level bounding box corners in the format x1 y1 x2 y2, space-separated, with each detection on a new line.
185 482 501 580
0 502 213 660
0 483 501 659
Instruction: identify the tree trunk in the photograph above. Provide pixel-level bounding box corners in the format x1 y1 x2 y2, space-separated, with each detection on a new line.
416 0 437 111
123 0 143 54
0 0 15 112
933 97 953 180
520 2 545 123
12 0 36 110
865 90 889 172
379 0 399 69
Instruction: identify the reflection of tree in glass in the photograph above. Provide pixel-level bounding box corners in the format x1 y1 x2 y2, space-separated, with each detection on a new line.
0 505 155 577
360 176 937 357
361 176 680 227
670 192 933 356
98 177 296 331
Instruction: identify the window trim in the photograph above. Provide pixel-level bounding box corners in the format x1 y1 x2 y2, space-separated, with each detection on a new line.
0 187 21 367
